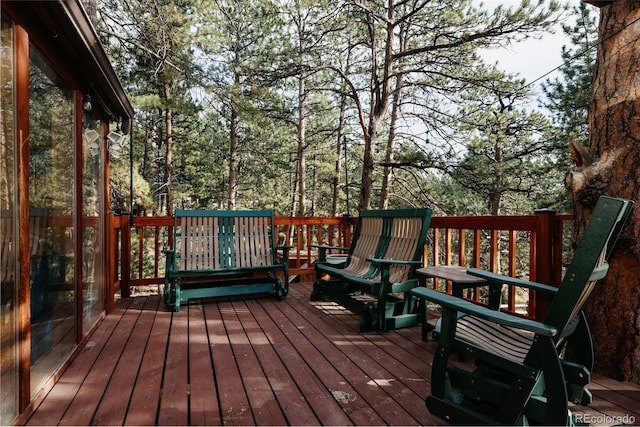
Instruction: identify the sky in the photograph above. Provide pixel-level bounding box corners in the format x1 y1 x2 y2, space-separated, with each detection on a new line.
473 0 590 91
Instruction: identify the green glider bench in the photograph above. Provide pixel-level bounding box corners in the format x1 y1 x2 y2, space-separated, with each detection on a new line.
310 208 432 332
163 210 290 311
410 196 633 426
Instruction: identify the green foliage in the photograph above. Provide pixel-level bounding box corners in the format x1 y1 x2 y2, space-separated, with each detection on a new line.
98 0 584 217
541 2 597 161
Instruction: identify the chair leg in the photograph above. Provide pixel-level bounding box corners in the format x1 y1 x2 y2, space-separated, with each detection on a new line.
416 298 430 342
173 280 181 312
359 302 376 332
310 278 325 301
562 312 594 371
430 307 458 400
523 338 569 426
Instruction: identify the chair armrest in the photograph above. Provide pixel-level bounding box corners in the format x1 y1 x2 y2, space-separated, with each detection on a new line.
466 268 559 295
368 259 422 291
276 245 294 262
310 244 350 252
367 258 422 266
310 244 350 262
410 287 558 337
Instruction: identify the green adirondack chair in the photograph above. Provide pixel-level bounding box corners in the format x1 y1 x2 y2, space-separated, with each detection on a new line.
311 208 432 332
410 196 633 425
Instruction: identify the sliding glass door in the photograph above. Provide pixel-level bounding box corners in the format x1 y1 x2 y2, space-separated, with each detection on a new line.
28 43 76 396
0 15 18 425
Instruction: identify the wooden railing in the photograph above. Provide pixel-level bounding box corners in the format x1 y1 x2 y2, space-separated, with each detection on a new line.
108 210 573 320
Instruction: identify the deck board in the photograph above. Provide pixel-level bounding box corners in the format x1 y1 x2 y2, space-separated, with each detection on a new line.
123 299 172 426
157 301 190 426
272 293 427 425
58 297 147 426
205 302 255 426
249 297 355 425
233 299 320 426
92 296 160 426
24 282 640 426
25 298 132 426
187 303 220 426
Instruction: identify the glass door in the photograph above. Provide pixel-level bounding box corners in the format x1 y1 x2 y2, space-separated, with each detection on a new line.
0 15 18 425
28 43 76 396
82 115 105 333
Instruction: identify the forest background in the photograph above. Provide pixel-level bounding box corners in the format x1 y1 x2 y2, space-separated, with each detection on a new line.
94 0 598 218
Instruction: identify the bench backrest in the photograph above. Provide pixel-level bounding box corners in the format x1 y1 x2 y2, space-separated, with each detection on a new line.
344 208 432 282
173 210 278 271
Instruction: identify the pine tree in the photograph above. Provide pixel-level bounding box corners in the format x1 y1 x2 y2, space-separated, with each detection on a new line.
453 76 558 215
98 0 201 215
542 2 598 159
568 0 640 384
326 0 564 210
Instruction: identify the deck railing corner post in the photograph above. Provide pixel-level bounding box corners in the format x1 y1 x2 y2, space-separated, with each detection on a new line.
534 208 557 319
120 216 132 299
106 212 115 313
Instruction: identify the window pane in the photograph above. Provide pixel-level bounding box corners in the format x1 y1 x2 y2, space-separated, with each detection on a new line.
29 43 75 396
82 117 104 333
0 16 18 425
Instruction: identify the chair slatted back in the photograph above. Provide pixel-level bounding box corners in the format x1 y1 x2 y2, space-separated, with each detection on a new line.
386 216 428 283
342 208 432 283
174 210 277 271
342 217 384 278
543 196 633 339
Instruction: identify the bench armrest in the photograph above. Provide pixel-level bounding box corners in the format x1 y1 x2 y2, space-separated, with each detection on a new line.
162 249 176 285
466 268 559 295
410 287 558 337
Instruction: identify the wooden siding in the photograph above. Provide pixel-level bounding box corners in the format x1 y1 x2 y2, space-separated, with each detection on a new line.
24 283 640 426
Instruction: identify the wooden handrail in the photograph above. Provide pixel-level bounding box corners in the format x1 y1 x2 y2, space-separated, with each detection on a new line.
107 211 573 319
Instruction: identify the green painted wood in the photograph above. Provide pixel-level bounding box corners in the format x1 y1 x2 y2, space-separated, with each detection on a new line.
311 208 433 332
164 209 289 310
409 196 634 426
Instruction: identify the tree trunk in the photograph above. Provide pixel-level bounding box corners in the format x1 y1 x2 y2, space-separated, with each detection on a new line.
164 83 173 216
333 92 348 217
228 67 241 211
296 74 306 217
359 125 376 211
357 1 395 211
228 102 238 210
379 73 402 210
568 0 640 383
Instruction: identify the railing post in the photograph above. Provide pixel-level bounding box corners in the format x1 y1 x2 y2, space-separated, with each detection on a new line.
106 212 115 313
342 214 352 248
534 208 557 319
120 216 131 298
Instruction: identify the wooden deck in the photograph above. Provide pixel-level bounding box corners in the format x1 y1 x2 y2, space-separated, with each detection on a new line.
24 282 640 426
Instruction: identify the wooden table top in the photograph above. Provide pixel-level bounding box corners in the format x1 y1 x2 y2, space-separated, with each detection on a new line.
416 265 487 284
